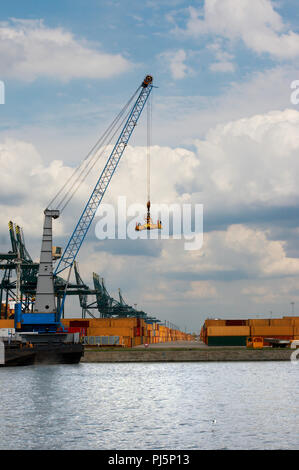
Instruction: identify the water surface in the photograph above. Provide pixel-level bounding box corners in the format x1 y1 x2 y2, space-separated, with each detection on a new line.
0 362 298 449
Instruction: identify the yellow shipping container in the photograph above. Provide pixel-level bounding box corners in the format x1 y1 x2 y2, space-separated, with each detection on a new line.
207 326 250 336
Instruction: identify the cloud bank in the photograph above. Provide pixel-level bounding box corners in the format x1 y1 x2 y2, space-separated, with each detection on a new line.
2 105 299 326
0 19 131 82
173 0 299 60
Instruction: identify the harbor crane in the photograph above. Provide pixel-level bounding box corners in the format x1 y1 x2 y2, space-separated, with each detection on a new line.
14 75 155 333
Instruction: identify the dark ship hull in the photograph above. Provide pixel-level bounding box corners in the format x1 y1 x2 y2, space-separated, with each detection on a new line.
3 344 36 367
1 333 84 367
32 342 84 365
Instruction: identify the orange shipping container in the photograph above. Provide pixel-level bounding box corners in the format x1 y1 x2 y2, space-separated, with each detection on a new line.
250 325 294 336
248 319 270 326
87 327 134 337
122 336 132 347
270 318 292 326
207 326 250 336
0 319 14 328
110 318 138 328
89 319 111 328
205 319 226 326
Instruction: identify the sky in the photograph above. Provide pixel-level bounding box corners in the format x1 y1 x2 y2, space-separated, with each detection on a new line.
1 0 299 331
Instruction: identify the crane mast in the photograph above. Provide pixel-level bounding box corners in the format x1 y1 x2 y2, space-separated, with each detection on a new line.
22 75 154 332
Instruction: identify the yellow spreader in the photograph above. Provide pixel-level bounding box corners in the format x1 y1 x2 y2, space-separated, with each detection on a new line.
135 201 162 231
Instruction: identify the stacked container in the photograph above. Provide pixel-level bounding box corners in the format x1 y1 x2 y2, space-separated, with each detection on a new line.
202 316 299 346
60 317 193 347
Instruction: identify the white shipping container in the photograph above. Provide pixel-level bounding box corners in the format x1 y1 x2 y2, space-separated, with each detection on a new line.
0 328 15 337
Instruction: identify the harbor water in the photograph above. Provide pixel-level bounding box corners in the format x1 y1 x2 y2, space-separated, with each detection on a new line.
0 362 298 450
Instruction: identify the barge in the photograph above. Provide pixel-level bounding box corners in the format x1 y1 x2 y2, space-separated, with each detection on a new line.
0 331 83 367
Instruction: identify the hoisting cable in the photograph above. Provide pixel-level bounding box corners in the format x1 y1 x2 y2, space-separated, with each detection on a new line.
146 92 152 221
59 102 135 213
135 86 161 232
48 115 115 209
48 86 140 211
47 86 141 212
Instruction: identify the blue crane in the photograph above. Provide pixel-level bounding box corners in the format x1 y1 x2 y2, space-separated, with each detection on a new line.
16 75 154 332
55 75 153 275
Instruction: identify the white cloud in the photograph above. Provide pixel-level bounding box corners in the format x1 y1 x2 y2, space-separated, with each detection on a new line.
176 0 299 60
208 41 235 72
0 18 131 82
224 225 299 277
184 281 218 299
3 106 299 326
161 224 299 282
3 107 299 254
194 108 299 209
209 60 235 73
100 144 199 207
159 49 192 79
0 137 95 241
242 278 299 304
127 65 299 147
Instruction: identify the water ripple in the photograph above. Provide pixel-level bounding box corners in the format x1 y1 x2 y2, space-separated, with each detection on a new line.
0 362 298 449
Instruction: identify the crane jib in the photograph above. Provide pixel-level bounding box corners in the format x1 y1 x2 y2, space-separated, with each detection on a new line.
55 81 153 275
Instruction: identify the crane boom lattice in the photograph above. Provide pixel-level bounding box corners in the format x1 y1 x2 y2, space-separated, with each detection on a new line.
55 77 153 275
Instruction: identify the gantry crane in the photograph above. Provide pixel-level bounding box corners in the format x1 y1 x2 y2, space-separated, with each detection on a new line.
14 75 154 333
